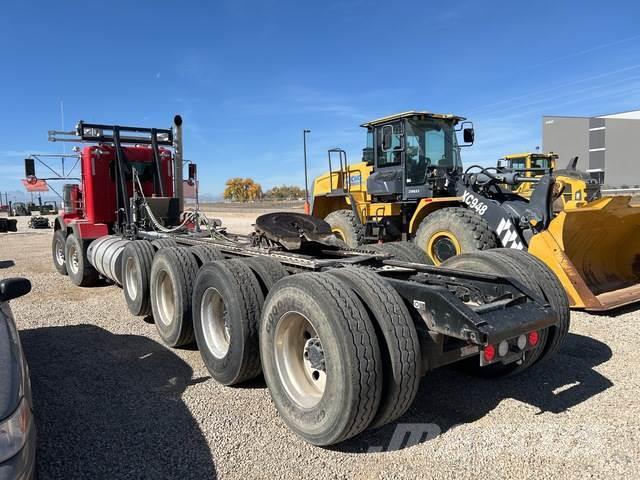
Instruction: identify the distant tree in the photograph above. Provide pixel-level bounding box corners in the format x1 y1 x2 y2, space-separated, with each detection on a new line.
264 185 305 201
223 177 263 202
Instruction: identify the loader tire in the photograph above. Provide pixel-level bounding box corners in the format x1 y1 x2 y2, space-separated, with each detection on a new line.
365 241 433 264
65 234 99 287
150 246 198 347
232 257 289 296
192 260 264 385
441 251 550 378
52 230 68 275
151 238 178 251
325 209 365 248
328 267 420 428
190 244 224 266
488 249 570 363
414 207 497 265
121 240 155 316
260 272 382 445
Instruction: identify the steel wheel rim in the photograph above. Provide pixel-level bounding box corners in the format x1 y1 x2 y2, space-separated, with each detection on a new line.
274 311 326 409
155 270 175 326
200 287 230 358
125 257 139 300
427 231 461 265
68 244 79 274
332 228 346 241
55 240 65 266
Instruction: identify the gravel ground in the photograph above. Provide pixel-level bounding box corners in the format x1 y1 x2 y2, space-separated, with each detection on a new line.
2 213 639 479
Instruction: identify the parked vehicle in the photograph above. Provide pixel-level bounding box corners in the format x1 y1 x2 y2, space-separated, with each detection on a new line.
38 116 566 446
0 277 35 478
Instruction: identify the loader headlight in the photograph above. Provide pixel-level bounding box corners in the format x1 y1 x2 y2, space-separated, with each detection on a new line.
0 397 31 463
517 334 527 350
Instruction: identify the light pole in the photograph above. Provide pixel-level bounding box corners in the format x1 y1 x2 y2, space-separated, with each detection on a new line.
303 129 311 214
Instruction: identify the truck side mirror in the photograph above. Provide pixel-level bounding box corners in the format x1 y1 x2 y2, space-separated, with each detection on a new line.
0 277 31 302
188 163 197 183
463 127 475 144
24 158 35 177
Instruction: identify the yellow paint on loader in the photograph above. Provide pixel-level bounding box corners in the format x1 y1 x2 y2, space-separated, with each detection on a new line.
529 196 640 310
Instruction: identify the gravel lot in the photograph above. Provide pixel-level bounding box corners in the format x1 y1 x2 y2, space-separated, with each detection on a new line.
2 213 639 479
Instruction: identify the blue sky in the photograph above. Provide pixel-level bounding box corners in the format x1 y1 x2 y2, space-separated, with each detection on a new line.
1 0 640 200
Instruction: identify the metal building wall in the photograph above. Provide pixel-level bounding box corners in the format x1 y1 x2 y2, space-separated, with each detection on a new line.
542 116 590 171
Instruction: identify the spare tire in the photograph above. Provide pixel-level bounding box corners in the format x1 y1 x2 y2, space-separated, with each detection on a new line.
150 246 199 347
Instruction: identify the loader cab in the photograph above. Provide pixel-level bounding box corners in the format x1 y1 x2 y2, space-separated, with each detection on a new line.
363 112 470 202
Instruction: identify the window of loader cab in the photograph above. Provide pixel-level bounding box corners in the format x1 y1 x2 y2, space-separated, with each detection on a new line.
376 123 402 167
405 118 460 185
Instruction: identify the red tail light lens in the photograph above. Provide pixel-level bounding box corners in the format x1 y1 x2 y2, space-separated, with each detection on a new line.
528 331 539 346
483 345 496 363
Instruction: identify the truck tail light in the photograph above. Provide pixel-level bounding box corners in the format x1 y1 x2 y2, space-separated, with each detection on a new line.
483 345 496 363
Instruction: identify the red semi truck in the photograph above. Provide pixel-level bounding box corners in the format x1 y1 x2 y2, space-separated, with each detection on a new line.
31 116 568 446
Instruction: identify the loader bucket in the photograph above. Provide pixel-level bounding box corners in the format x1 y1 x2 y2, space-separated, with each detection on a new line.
528 196 640 311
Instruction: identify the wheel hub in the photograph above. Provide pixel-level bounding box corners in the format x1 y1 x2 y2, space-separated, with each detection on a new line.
304 338 325 372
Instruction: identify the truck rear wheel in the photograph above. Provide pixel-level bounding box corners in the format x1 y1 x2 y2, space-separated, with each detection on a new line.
324 209 364 248
121 240 155 316
234 257 289 296
365 241 432 264
327 267 420 428
150 247 198 347
190 244 224 266
486 249 570 364
441 250 551 377
52 230 68 275
151 238 178 251
65 234 99 287
260 272 382 445
192 260 264 385
414 207 497 265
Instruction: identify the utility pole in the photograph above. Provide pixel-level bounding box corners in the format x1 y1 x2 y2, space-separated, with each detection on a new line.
303 129 311 214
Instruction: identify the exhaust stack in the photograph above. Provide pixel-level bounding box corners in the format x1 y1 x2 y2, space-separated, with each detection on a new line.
173 115 184 209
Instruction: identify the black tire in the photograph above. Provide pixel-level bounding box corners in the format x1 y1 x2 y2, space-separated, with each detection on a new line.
150 247 199 347
324 209 365 248
488 248 570 363
190 244 225 267
260 272 382 445
52 230 68 275
365 241 433 264
65 234 99 286
192 260 264 385
414 207 497 265
121 240 156 316
235 256 289 296
441 250 550 377
327 267 420 428
151 238 178 251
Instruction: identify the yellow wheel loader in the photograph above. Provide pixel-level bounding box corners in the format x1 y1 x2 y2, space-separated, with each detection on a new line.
312 111 640 311
498 152 602 210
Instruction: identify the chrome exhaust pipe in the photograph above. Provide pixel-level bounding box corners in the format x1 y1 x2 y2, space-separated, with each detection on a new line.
173 115 184 209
